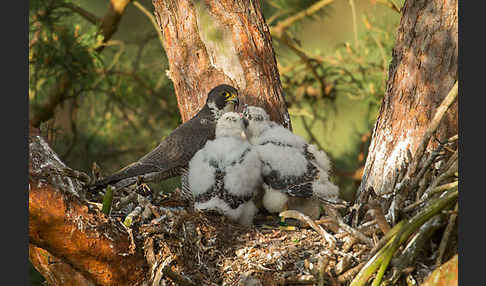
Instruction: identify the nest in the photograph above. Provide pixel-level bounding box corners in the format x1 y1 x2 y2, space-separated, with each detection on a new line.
103 186 376 286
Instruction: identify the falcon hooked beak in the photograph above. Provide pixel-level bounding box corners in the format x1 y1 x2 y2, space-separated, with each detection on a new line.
226 93 239 111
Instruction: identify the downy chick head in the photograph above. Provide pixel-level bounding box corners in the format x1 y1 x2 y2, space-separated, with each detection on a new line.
215 112 247 139
242 105 271 141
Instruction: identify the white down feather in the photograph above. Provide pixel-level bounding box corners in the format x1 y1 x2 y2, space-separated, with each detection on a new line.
188 112 261 225
243 106 340 214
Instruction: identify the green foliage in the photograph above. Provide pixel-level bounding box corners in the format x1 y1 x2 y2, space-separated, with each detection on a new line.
29 0 102 101
29 0 180 180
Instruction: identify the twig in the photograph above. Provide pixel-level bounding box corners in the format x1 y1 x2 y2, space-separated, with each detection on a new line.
350 189 457 286
441 149 458 177
409 81 458 177
420 160 458 200
367 200 391 234
277 32 329 97
367 220 406 260
152 256 174 286
404 181 458 212
389 215 445 284
409 142 444 191
269 0 335 98
447 134 458 142
348 0 359 48
371 233 400 286
280 210 337 248
375 0 401 14
326 207 374 248
132 1 165 49
435 202 458 267
267 9 289 25
270 0 334 36
163 267 197 286
56 2 101 25
337 262 365 283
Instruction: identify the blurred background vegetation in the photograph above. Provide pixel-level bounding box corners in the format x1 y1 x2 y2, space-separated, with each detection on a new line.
29 0 404 283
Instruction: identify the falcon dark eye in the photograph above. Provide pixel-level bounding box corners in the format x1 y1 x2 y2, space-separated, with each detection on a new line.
223 92 230 98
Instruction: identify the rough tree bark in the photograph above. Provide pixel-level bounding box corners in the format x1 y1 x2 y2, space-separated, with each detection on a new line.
29 129 148 286
356 0 458 200
152 0 291 128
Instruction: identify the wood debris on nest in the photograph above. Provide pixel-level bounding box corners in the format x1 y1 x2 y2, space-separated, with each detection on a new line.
108 186 373 286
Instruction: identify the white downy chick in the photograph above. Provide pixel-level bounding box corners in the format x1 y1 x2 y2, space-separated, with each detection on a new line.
188 112 261 225
242 106 341 214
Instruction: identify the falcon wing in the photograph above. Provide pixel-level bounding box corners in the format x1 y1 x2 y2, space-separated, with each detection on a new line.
90 115 216 190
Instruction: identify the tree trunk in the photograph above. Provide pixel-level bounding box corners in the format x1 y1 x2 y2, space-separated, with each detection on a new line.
153 0 291 129
357 0 458 200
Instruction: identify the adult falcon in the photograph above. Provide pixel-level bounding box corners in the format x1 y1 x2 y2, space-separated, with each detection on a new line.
89 84 239 192
242 105 342 215
188 112 261 226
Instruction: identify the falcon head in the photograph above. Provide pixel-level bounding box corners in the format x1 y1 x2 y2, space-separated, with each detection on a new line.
215 112 247 139
206 84 239 119
242 105 271 141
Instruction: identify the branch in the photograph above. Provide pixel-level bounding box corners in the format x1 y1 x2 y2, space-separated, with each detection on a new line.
270 0 334 36
96 0 133 53
274 31 331 97
56 2 101 25
132 1 165 49
29 244 94 286
408 81 458 176
29 75 71 128
29 134 148 286
348 0 359 47
29 182 148 285
268 1 335 98
435 202 458 267
375 0 401 14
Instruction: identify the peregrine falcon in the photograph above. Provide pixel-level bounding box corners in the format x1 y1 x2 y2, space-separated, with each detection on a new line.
188 112 261 226
242 105 341 214
89 84 239 192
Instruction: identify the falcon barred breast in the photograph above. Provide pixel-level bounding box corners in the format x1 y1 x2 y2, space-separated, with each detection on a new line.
242 105 341 214
89 84 240 192
188 112 262 226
